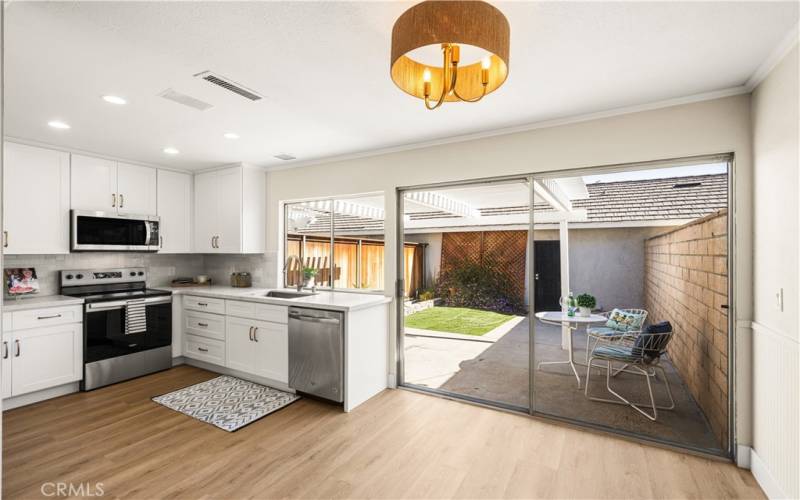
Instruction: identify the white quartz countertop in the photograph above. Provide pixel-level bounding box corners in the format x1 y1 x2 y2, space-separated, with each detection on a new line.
157 286 392 312
2 294 85 312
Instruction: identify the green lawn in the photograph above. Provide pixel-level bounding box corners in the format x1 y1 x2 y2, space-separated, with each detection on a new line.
405 306 515 336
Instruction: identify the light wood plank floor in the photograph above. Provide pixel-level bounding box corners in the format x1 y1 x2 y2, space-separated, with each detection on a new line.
3 366 764 499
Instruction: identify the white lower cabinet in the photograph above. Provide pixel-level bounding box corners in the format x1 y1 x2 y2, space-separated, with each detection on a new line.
181 296 288 384
225 316 289 383
2 312 82 399
251 320 289 383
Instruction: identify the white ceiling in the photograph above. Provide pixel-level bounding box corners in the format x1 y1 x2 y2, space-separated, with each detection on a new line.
5 1 798 171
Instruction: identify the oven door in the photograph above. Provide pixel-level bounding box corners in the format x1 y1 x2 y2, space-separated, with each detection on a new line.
71 210 160 252
84 297 172 364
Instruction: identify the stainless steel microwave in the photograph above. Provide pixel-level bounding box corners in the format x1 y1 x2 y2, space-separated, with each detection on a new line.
71 210 160 252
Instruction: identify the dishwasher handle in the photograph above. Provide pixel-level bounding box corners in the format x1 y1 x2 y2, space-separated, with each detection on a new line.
288 312 340 325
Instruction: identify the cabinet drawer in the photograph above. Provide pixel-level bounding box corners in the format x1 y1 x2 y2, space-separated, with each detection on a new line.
183 295 225 314
11 305 82 331
185 311 225 341
184 334 225 366
226 300 287 324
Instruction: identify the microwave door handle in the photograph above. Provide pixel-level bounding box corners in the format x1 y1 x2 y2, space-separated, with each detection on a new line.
145 221 151 247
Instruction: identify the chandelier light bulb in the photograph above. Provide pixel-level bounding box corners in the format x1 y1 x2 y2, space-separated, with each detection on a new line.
481 56 491 69
423 68 432 83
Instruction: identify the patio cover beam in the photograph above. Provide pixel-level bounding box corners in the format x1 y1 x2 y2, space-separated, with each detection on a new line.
404 191 480 218
533 179 573 212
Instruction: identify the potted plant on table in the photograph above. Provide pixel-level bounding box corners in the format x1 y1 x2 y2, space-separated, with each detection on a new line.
576 293 596 317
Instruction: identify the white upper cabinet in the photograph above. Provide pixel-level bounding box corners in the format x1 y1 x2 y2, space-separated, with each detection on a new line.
193 170 218 252
71 155 157 215
157 169 192 253
70 154 118 212
3 143 71 254
117 163 157 215
194 165 265 254
215 167 243 253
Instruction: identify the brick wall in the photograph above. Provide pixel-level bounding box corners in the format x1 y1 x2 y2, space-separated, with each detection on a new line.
644 209 728 447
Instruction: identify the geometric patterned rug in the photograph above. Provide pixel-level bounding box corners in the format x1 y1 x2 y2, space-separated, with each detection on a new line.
152 375 300 432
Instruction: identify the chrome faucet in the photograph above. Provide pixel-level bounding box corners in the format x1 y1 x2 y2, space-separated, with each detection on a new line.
283 255 302 291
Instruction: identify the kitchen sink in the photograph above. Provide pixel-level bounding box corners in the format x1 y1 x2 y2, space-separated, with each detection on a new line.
264 290 316 299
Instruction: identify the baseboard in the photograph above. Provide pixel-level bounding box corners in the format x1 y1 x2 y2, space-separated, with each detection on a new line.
2 382 80 411
172 356 186 367
751 448 788 499
736 445 751 468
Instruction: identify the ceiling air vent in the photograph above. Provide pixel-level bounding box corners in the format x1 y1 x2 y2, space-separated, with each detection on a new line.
274 153 296 161
672 182 702 189
194 71 263 101
158 88 213 111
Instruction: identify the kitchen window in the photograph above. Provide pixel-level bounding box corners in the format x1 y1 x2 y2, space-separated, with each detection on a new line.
284 194 386 292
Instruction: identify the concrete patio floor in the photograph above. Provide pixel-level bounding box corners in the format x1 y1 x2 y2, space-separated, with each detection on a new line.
403 318 725 453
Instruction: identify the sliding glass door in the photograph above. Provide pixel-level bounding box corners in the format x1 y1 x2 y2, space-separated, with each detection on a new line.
397 178 532 412
397 155 733 458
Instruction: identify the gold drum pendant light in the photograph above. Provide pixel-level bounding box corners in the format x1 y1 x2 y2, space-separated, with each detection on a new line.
390 0 510 110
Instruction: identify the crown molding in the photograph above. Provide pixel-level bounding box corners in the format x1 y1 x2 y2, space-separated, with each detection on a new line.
745 21 799 91
262 85 750 173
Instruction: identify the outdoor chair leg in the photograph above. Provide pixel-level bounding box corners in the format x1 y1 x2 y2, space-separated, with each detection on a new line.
584 356 596 398
584 362 675 421
654 365 676 410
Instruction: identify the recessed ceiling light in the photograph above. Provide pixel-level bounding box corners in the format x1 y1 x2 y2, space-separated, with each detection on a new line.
48 120 71 129
274 153 296 161
163 147 180 155
223 132 240 139
102 95 127 105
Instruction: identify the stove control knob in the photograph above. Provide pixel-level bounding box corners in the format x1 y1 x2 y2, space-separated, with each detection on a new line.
138 271 144 276
65 274 74 280
130 271 137 277
75 274 84 280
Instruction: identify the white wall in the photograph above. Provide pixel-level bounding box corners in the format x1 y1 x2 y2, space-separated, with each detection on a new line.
750 43 799 499
266 94 754 451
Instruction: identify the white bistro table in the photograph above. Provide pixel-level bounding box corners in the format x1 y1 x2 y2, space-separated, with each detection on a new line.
535 311 608 388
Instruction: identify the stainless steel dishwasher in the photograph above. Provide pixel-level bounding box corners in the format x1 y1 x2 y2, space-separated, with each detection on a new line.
288 307 344 403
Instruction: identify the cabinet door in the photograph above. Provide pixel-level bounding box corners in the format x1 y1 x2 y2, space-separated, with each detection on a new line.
225 316 255 373
117 163 157 215
3 143 70 254
71 154 118 212
193 171 218 252
157 170 192 253
214 167 242 253
252 320 289 383
1 334 12 399
11 323 81 396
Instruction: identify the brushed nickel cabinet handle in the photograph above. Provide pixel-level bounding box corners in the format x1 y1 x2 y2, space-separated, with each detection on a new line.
37 314 62 320
253 327 258 342
120 194 124 208
14 340 20 357
3 231 7 248
2 341 8 359
112 193 116 207
197 322 208 327
248 326 254 341
197 347 208 352
160 236 163 249
197 302 208 307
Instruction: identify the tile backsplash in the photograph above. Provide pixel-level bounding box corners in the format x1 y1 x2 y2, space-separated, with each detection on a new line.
203 253 277 288
2 253 201 296
3 251 281 296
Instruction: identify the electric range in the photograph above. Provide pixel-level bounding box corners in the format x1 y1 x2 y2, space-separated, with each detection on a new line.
60 267 173 390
